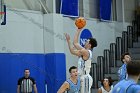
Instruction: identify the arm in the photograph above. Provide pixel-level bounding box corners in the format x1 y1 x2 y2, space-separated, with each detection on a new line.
57 81 69 93
31 78 38 93
73 29 83 50
17 85 20 93
65 33 81 57
33 84 38 93
65 33 89 60
97 88 102 93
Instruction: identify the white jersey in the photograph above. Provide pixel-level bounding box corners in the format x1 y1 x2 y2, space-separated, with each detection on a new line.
78 50 92 75
100 86 113 93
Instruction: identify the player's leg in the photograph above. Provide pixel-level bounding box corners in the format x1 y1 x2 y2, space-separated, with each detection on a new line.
88 74 93 93
80 75 86 93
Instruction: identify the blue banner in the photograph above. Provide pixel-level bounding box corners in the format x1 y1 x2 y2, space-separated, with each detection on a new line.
100 0 111 21
60 0 79 17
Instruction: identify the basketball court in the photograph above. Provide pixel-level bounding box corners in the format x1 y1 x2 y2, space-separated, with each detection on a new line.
0 0 139 93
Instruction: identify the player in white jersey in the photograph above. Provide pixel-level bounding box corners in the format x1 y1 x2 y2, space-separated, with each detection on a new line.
65 29 97 93
98 77 114 93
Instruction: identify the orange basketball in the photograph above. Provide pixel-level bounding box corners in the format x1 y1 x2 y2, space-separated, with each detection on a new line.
75 17 86 29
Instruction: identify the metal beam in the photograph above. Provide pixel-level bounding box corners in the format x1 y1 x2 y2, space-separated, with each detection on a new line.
36 0 50 13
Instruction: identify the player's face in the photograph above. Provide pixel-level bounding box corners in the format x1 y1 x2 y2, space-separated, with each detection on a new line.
70 69 78 78
84 39 90 49
103 78 110 87
124 55 131 63
24 70 30 78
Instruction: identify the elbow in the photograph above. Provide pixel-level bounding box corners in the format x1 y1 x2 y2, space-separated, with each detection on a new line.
70 50 75 55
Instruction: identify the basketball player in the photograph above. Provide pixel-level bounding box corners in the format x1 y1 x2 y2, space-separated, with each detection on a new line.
118 52 131 81
98 77 114 93
65 29 97 93
57 66 80 93
112 61 140 93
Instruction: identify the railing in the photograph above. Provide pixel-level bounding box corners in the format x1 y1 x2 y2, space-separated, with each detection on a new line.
122 31 128 54
110 43 116 67
97 56 104 81
132 20 138 42
90 63 98 88
116 37 122 60
104 49 110 74
127 26 133 48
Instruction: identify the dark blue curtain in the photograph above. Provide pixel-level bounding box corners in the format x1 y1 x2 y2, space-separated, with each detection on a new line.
100 0 112 21
60 0 79 16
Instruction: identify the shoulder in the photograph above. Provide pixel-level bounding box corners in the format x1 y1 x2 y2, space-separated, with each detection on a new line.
128 84 140 92
63 81 70 89
18 77 24 81
120 64 125 68
29 77 35 80
18 77 24 85
80 49 91 58
119 64 125 71
134 85 140 92
29 77 36 82
80 48 88 54
122 64 127 68
64 81 70 85
113 81 122 88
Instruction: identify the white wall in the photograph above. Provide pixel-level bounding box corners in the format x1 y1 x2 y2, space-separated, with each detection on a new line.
43 14 64 53
0 9 44 53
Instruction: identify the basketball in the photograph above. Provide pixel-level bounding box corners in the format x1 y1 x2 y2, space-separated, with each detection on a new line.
75 17 86 29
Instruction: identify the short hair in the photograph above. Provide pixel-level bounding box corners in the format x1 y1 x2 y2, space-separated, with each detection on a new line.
121 52 130 63
89 38 97 49
101 77 113 86
24 69 30 72
127 61 140 76
69 66 77 73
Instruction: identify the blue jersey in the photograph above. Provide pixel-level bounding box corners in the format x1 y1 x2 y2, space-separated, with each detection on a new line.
118 63 127 81
127 84 140 93
67 78 81 93
112 78 140 93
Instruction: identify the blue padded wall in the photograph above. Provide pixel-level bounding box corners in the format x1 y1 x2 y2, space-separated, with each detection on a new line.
45 53 66 93
0 53 46 93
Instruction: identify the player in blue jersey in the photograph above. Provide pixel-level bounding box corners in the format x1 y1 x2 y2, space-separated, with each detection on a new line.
112 61 140 93
57 66 80 93
118 52 131 81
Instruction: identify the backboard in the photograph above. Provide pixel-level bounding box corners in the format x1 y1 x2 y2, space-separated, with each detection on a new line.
0 0 6 25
